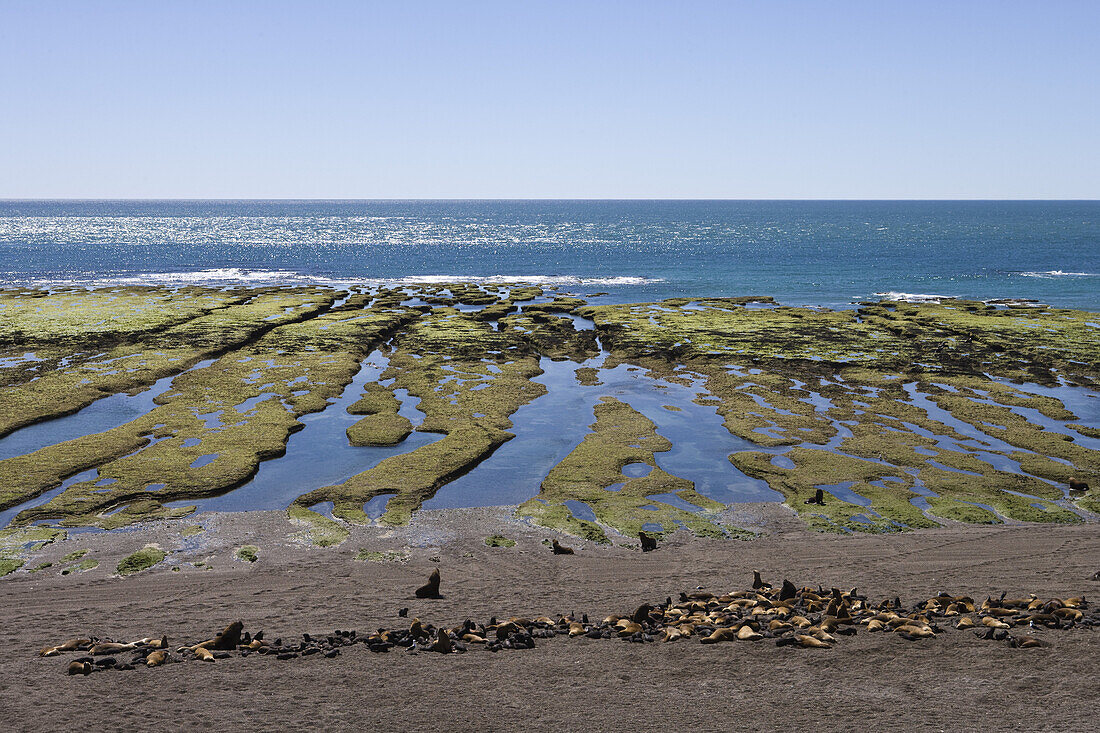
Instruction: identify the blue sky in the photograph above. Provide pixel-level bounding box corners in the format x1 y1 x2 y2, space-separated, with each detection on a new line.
1 1 1097 198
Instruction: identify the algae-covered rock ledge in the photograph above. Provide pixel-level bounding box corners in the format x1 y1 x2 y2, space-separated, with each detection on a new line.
0 283 1097 566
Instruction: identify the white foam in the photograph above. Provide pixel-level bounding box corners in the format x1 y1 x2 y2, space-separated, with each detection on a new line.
1019 270 1099 279
872 291 952 303
18 269 664 289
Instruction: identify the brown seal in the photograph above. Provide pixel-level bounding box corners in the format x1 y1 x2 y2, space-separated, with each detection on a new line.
39 638 92 657
752 571 772 592
701 628 738 644
795 634 831 648
211 621 243 650
146 650 169 667
639 532 658 552
737 625 763 641
1068 477 1090 491
66 660 93 676
415 569 442 598
551 540 574 555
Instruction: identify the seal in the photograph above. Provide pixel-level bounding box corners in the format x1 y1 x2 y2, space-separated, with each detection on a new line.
795 634 831 648
737 625 763 641
415 569 442 599
804 489 826 506
701 628 738 644
89 642 136 655
616 621 643 637
66 660 93 676
1068 477 1090 491
145 650 168 667
194 647 215 662
211 621 243 650
551 539 574 555
661 627 683 642
39 638 92 657
752 571 772 592
428 628 453 654
1010 636 1042 648
639 532 658 552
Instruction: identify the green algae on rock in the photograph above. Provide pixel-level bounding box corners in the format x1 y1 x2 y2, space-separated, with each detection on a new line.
346 383 413 446
0 526 65 576
517 397 727 542
498 312 599 361
355 549 408 562
235 545 259 563
1 287 1097 537
0 287 336 439
484 534 517 548
2 298 417 528
117 546 166 576
293 307 549 525
581 297 1100 384
60 558 98 574
287 505 350 548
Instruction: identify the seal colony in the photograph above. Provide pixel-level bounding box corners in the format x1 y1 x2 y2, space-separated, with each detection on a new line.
0 282 1098 574
37 572 1094 675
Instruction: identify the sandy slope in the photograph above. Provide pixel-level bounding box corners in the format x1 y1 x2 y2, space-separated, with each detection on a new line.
1 508 1097 732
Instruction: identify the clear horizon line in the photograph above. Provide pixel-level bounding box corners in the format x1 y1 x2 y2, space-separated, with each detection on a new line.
2 197 1099 203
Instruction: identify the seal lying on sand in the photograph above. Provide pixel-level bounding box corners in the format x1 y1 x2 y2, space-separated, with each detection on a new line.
145 650 169 667
551 540 574 555
66 660 93 676
39 639 92 657
415 569 442 599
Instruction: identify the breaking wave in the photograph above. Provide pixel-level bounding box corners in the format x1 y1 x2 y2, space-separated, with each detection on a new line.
17 268 665 289
872 291 953 303
1019 270 1099 279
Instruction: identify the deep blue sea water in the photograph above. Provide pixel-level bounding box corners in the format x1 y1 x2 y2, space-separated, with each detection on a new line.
0 200 1097 310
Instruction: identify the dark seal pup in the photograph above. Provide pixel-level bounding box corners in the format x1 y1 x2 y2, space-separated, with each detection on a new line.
415 569 442 598
804 489 826 506
639 532 658 552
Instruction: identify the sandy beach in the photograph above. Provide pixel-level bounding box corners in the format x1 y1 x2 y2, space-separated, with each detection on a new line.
2 506 1096 732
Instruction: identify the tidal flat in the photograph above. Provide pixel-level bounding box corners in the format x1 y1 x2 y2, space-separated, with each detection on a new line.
0 283 1098 574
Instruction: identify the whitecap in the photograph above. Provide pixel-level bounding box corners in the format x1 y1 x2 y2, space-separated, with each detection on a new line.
16 269 665 289
872 291 952 303
1019 270 1099 279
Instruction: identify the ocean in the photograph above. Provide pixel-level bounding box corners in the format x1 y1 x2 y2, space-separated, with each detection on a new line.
0 200 1098 309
